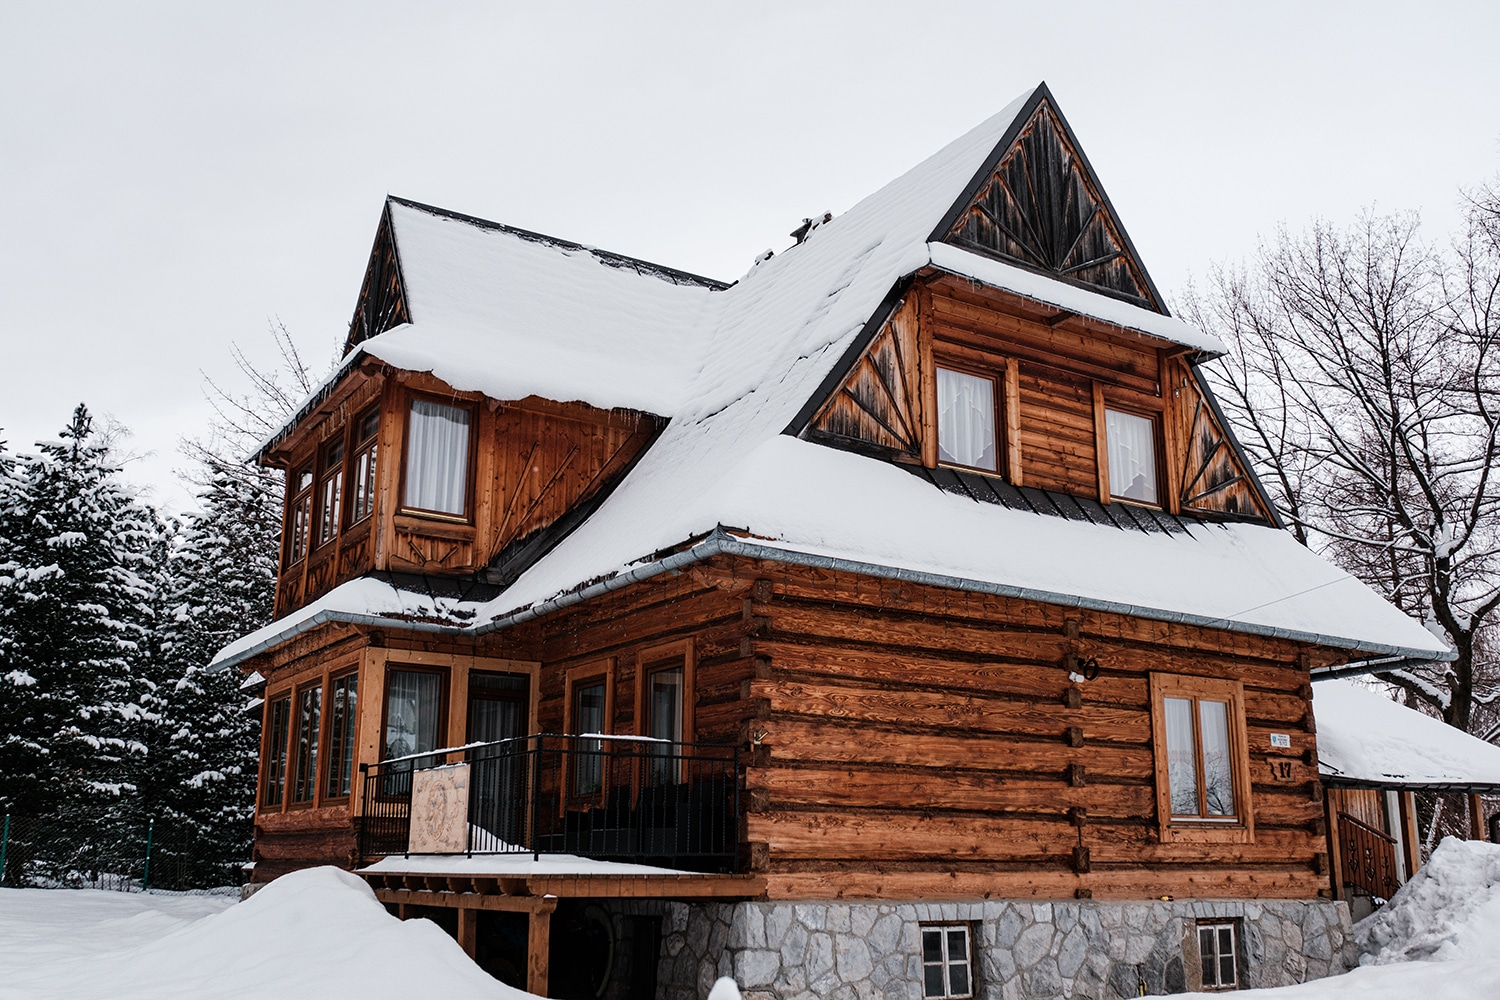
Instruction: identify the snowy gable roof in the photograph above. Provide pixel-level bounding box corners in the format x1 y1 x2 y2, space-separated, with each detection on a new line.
225 84 1447 671
362 198 724 416
1314 679 1500 790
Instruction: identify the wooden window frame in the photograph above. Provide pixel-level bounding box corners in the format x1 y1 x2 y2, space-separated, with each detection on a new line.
347 405 381 528
261 691 293 810
379 664 450 765
284 463 315 566
1095 388 1166 509
397 391 478 524
1149 673 1254 844
635 640 695 744
932 359 1005 477
288 680 324 808
1195 919 1241 990
314 435 345 551
919 923 975 999
323 668 360 802
565 659 616 800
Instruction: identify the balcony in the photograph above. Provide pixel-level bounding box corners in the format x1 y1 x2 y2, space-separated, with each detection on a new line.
358 734 744 874
1337 811 1402 901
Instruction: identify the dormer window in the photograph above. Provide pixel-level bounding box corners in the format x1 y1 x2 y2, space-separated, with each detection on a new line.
1104 408 1158 504
936 366 998 472
403 398 471 518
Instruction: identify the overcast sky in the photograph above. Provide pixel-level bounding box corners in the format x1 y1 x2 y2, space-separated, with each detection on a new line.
3 1 1498 514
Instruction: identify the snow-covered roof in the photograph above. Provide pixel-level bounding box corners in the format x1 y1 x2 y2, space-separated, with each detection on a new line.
362 199 723 415
217 84 1451 672
1315 679 1500 790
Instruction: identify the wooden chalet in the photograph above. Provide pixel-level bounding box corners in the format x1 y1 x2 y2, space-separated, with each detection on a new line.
1311 679 1500 919
217 84 1457 998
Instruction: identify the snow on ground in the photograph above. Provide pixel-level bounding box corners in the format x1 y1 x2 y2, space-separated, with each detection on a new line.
0 866 536 1000
1234 838 1500 998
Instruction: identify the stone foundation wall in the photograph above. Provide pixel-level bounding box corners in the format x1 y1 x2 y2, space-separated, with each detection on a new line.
607 896 1356 1000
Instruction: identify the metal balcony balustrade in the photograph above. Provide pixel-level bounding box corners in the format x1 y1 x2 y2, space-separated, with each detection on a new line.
358 734 743 874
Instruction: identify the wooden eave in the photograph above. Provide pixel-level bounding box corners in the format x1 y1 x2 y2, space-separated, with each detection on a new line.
362 870 766 901
259 359 389 468
919 267 1199 364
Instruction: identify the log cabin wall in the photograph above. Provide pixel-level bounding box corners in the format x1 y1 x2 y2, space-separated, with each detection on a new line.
714 556 1334 901
267 368 661 617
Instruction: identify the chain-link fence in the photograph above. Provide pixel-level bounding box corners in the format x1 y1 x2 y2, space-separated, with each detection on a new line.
0 813 249 896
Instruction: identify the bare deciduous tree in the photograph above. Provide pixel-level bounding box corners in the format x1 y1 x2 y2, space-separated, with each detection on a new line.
1185 193 1500 747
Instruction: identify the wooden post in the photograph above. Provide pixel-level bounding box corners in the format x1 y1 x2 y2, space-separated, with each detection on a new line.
917 288 938 470
457 906 478 959
1004 362 1023 486
528 901 557 997
1323 792 1344 900
1469 793 1486 841
1399 790 1421 877
1091 381 1110 504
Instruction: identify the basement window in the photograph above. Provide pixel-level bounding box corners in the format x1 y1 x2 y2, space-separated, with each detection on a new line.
921 924 973 999
1198 920 1240 989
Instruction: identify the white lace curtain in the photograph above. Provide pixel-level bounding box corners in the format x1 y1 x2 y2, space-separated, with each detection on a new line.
936 368 997 471
1105 409 1157 503
384 669 442 762
404 399 470 515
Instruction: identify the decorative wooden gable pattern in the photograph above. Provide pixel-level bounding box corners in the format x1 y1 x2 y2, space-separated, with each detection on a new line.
1168 360 1275 521
805 294 926 462
343 201 411 355
943 98 1163 311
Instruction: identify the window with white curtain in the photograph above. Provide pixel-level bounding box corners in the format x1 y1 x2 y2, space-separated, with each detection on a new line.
383 669 443 770
936 367 998 472
403 398 471 516
1105 408 1158 504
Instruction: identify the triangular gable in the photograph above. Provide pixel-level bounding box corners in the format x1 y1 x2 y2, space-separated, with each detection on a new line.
343 199 411 355
805 290 924 462
1172 362 1278 523
933 85 1165 312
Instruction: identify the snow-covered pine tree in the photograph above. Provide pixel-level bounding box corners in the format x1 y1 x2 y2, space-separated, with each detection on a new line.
153 468 279 878
0 406 159 830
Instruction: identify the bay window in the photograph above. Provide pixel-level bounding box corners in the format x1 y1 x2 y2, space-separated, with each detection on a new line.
286 465 313 565
316 439 343 548
291 683 322 804
324 672 358 799
348 407 379 525
403 398 471 517
262 695 291 808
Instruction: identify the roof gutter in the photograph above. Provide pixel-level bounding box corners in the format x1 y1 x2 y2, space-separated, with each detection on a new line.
1308 654 1449 681
214 528 1455 672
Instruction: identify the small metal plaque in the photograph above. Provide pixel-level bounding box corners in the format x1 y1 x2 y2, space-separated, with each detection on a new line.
1269 733 1292 749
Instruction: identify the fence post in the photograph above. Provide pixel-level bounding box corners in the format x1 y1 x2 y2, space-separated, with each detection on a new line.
531 740 542 862
142 818 155 892
0 813 9 887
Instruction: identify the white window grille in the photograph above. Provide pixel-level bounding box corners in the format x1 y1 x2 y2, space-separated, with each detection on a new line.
921 924 973 999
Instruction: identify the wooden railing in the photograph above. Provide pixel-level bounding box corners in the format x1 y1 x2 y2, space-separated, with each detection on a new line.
1338 812 1401 900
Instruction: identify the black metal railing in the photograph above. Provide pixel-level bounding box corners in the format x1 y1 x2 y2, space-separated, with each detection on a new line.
358 734 743 873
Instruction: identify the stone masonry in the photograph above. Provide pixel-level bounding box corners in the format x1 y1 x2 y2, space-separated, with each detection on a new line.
610 897 1356 1000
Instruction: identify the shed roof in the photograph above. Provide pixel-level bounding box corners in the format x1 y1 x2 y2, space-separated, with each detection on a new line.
1315 679 1500 791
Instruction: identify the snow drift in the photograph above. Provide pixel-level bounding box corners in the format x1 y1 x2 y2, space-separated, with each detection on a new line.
1356 836 1500 964
2 866 535 1000
1236 838 1500 998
